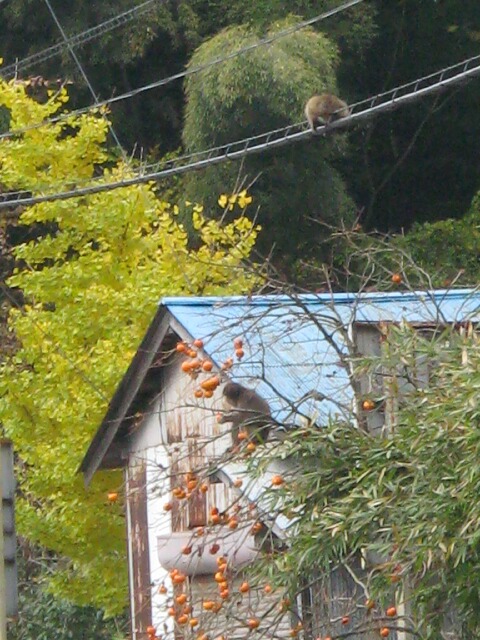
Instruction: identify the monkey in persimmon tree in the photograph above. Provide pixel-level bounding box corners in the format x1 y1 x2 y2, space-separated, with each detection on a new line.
305 93 350 131
218 382 271 445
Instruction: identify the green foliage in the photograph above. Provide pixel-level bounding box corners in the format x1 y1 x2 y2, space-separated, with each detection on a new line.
0 77 261 613
320 187 480 290
346 0 480 233
0 0 207 150
189 0 377 58
182 18 355 264
0 0 377 156
258 323 480 638
294 203 480 289
183 18 339 147
238 1 380 93
8 546 126 640
396 202 480 285
5 0 480 244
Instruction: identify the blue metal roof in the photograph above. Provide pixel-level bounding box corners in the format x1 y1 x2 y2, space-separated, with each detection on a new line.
162 289 480 425
81 288 480 481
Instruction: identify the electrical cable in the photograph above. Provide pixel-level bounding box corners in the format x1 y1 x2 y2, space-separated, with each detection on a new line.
42 0 125 156
0 0 158 79
0 0 364 142
0 48 479 211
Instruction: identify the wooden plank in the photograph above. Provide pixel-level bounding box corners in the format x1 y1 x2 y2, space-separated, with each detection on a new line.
127 458 152 639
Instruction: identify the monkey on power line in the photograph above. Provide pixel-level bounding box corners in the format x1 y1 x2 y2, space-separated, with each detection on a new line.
218 382 271 446
304 94 350 131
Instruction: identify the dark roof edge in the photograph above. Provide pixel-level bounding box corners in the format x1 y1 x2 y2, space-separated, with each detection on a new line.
79 304 170 485
160 288 478 308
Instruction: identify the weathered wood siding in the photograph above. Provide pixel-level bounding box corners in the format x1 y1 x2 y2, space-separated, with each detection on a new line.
306 561 407 640
127 381 172 637
158 352 233 535
126 456 153 640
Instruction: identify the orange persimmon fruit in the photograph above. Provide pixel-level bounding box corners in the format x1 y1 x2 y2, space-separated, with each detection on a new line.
239 582 250 593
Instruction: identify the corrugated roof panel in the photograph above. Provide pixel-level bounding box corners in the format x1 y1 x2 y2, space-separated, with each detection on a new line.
162 289 480 425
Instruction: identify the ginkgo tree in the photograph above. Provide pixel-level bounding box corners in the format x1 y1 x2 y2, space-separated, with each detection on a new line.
0 73 262 614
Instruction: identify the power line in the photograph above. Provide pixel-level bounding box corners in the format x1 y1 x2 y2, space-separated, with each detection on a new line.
0 51 480 209
42 0 125 156
0 49 479 211
131 47 480 176
0 0 363 142
0 121 302 202
0 0 158 79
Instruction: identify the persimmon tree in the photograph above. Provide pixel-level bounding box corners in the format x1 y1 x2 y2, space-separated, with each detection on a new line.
149 240 480 640
254 322 480 640
240 249 480 640
0 75 261 613
395 202 480 286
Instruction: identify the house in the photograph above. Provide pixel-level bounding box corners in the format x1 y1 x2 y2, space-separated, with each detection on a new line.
80 289 480 640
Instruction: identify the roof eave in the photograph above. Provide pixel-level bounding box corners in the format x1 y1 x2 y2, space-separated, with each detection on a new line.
79 305 171 485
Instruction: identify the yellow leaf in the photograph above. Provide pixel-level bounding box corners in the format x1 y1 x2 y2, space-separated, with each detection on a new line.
0 70 261 612
238 191 253 208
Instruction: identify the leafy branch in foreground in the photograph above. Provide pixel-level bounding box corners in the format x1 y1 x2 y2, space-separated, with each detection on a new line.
254 323 480 639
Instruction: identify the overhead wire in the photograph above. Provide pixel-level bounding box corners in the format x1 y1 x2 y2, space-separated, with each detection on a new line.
0 49 479 211
0 2 474 426
0 0 158 79
42 0 125 157
0 0 364 142
0 1 363 196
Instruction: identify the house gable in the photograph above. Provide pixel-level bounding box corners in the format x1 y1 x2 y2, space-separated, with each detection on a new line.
80 288 480 640
81 288 480 483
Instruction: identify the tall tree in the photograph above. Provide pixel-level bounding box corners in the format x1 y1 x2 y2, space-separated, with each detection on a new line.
0 0 376 153
0 0 204 150
182 18 356 267
0 77 261 612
